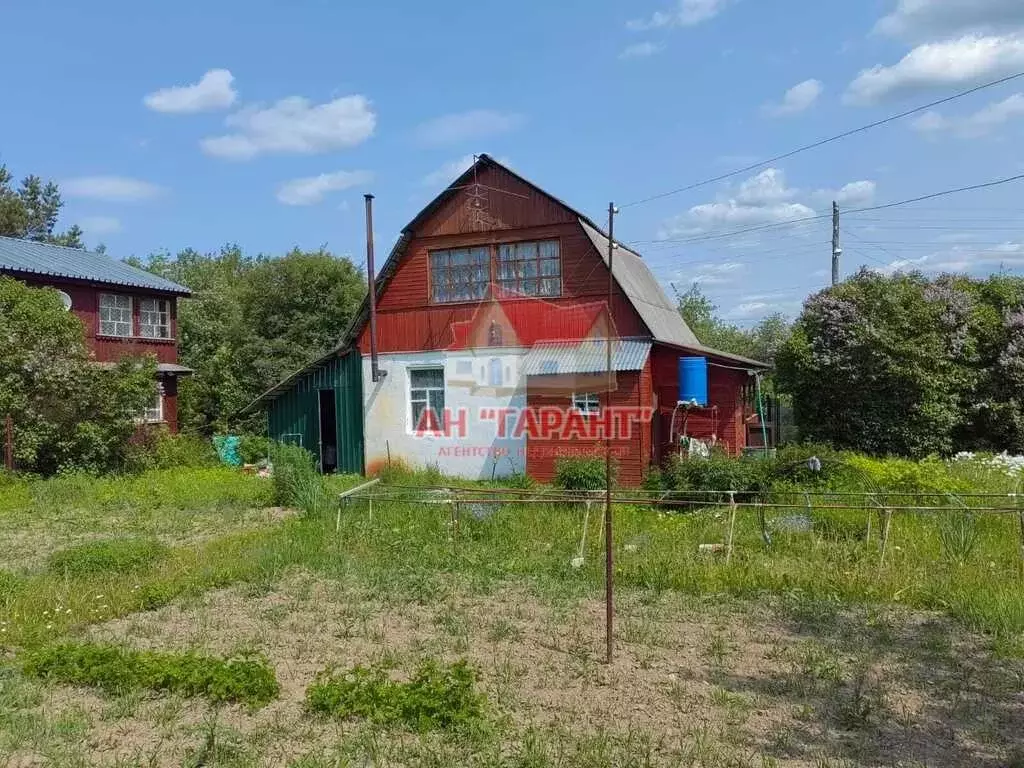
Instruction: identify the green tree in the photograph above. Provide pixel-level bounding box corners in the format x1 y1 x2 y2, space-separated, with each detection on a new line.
0 277 155 474
674 283 790 364
235 248 366 394
0 165 83 247
775 269 985 457
137 245 366 434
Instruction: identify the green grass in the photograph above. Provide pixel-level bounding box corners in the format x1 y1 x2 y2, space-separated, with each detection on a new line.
46 538 170 577
1 464 1022 767
3 483 1022 652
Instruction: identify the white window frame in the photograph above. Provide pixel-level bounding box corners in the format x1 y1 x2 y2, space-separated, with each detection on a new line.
143 384 164 424
571 392 601 417
408 367 446 434
99 293 133 338
139 298 171 339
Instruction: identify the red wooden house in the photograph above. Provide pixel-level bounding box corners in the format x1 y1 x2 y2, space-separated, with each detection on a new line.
247 156 768 483
0 236 192 431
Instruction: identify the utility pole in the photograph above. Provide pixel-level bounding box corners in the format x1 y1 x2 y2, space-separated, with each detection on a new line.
832 201 842 287
604 201 617 665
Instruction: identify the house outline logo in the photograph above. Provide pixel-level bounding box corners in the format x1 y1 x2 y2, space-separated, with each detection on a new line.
443 288 621 397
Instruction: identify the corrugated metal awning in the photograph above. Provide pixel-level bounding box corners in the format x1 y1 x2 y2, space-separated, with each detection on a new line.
522 339 651 376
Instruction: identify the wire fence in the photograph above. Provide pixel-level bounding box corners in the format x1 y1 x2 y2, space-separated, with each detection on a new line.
334 480 1024 661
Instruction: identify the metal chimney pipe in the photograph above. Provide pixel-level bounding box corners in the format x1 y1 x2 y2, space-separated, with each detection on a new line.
365 194 385 383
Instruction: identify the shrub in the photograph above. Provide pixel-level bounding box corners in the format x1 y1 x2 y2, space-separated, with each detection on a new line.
0 278 156 476
23 643 279 706
47 538 170 576
124 428 218 473
554 457 615 492
237 435 271 465
306 659 483 731
667 453 774 502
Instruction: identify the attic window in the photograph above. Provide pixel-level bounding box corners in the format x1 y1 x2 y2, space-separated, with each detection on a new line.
430 247 489 303
497 240 560 298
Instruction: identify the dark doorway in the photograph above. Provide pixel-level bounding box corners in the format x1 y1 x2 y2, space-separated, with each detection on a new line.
318 389 338 474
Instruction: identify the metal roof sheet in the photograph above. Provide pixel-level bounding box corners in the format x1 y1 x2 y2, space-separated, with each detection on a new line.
578 219 701 348
0 236 190 295
522 339 651 376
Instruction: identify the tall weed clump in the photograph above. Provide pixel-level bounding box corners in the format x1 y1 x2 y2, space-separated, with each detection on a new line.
271 444 331 516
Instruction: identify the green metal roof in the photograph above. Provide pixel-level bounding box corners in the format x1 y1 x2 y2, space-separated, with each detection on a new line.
0 236 190 295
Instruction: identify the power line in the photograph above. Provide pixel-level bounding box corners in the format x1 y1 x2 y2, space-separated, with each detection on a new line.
634 172 1024 248
620 71 1024 209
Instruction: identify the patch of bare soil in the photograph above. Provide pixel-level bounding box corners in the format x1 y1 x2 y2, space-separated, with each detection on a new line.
10 572 1023 767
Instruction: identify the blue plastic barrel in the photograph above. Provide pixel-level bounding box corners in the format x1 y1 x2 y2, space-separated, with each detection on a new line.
678 357 709 406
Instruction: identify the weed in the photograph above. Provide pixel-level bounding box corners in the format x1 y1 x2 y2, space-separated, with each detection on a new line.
937 511 981 565
22 642 279 706
306 659 484 731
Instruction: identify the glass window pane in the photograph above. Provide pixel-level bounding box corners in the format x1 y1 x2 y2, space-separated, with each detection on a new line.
540 258 560 276
410 369 443 388
429 389 444 413
539 241 559 259
515 242 536 259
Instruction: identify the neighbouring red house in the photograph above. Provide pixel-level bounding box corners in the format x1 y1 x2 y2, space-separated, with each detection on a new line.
0 236 192 432
246 155 768 484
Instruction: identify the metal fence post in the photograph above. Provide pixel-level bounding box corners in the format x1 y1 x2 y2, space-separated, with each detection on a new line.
726 491 737 565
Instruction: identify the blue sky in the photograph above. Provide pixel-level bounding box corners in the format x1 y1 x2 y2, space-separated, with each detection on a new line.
3 0 1024 324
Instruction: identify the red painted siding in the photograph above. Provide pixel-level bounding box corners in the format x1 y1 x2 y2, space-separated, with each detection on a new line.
12 274 183 432
360 183 647 354
650 345 748 460
525 370 649 486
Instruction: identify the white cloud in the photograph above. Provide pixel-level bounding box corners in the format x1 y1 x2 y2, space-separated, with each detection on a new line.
845 34 1024 105
912 92 1024 136
764 79 823 116
77 216 122 235
627 0 729 31
414 110 524 146
143 69 237 114
276 170 374 206
661 169 815 237
877 0 1024 41
201 95 376 160
659 169 876 238
817 180 877 207
62 176 164 202
673 261 745 286
619 42 665 59
875 241 1024 274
